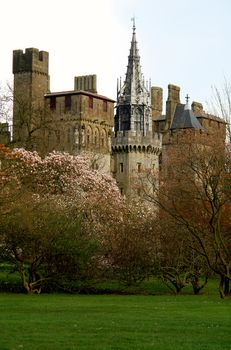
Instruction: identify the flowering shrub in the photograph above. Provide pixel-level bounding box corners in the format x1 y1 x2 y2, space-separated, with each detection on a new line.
0 147 124 293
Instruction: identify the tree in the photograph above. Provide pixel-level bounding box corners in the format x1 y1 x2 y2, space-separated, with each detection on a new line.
0 198 99 293
105 202 159 286
143 131 231 298
209 78 231 142
0 147 123 293
0 83 12 125
157 214 209 295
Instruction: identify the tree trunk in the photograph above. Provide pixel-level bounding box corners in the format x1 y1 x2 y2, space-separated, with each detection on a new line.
191 274 208 295
224 277 230 296
18 264 31 294
219 275 230 298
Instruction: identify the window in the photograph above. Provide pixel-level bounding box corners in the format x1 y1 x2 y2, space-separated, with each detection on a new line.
50 96 56 110
119 163 124 173
67 128 71 143
94 129 99 145
65 95 72 111
56 130 60 143
101 129 106 147
86 130 90 144
159 153 162 171
89 96 93 109
137 162 142 173
103 100 107 112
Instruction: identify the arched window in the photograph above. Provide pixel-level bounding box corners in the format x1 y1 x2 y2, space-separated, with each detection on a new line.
94 128 99 145
86 126 92 145
100 129 107 147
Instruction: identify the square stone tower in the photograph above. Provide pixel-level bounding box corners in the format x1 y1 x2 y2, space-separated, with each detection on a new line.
12 48 50 149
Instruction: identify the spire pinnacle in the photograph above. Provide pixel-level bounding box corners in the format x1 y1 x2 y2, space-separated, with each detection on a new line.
131 16 136 33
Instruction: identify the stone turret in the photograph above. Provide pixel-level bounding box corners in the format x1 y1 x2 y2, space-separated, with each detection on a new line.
112 21 161 197
13 48 49 103
12 48 50 147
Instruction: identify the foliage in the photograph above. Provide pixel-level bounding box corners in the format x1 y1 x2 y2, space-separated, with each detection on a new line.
157 215 209 295
106 202 159 286
0 147 123 293
143 132 231 297
209 78 231 142
0 82 12 125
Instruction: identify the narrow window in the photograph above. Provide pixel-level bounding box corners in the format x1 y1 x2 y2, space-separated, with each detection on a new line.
137 162 141 173
103 100 107 112
56 130 60 143
159 153 162 171
67 128 71 143
94 130 98 144
119 163 124 173
50 96 56 110
65 95 72 111
89 96 93 109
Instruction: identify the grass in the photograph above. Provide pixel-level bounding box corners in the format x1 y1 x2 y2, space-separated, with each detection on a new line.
0 293 231 350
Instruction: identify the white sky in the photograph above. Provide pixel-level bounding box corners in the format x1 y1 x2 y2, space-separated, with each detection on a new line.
1 0 231 108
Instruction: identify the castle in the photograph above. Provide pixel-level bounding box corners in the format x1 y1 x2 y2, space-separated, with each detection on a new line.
2 22 226 197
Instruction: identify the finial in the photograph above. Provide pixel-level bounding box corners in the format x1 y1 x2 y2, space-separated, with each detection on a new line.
131 16 136 33
184 94 190 110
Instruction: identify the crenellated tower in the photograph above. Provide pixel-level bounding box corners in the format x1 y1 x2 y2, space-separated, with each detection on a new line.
12 48 50 148
112 21 161 197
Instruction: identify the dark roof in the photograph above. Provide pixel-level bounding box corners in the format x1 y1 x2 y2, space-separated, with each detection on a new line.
170 104 203 130
44 90 115 103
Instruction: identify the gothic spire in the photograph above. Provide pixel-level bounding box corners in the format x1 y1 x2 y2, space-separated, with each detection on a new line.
115 22 152 134
119 20 145 104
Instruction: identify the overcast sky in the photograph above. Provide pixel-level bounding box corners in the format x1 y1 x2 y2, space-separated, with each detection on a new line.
1 0 231 108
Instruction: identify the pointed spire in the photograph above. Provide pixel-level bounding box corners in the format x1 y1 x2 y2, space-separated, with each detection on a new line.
120 20 143 100
115 22 152 135
129 18 139 59
131 16 136 33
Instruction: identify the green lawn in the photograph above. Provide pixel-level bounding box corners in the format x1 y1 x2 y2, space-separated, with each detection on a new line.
0 293 230 350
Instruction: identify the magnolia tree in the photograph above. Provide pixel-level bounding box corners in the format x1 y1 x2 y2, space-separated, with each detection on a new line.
0 147 123 293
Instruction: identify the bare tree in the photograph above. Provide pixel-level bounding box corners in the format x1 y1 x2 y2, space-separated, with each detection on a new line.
143 132 231 298
208 77 231 142
0 82 12 125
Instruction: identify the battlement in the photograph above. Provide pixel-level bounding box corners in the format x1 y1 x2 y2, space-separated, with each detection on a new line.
13 48 49 75
112 130 161 152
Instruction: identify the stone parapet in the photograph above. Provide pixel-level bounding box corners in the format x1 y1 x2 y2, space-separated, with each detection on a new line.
13 48 49 75
112 130 161 154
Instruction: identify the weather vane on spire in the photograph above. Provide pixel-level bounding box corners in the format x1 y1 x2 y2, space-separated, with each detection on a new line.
131 16 136 32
